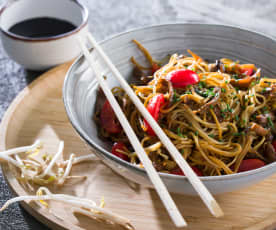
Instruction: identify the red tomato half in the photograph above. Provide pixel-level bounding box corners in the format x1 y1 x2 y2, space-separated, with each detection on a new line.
111 142 129 161
238 159 265 173
166 69 199 88
240 67 254 76
100 100 122 134
144 94 165 136
170 166 203 176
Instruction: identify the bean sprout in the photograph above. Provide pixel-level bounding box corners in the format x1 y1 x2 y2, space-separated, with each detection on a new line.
0 140 98 186
0 187 134 230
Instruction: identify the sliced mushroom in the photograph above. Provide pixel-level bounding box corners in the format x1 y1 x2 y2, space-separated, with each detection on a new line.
250 123 269 136
256 114 268 125
264 142 276 163
132 66 152 84
197 87 221 113
230 76 255 89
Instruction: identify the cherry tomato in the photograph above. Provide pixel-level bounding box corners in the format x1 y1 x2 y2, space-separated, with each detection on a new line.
272 140 276 152
238 159 265 172
240 67 254 76
100 100 122 134
144 94 165 136
152 63 160 74
111 142 129 161
166 69 199 88
170 166 203 176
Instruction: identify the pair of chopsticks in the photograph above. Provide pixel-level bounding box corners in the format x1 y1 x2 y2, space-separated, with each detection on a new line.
78 32 224 227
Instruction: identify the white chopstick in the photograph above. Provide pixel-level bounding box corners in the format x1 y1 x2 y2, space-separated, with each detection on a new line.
83 32 224 218
78 37 187 228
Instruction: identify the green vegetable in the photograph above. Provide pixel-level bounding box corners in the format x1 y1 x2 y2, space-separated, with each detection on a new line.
198 81 206 89
233 132 244 137
226 104 233 112
172 90 180 103
268 116 275 131
177 127 184 137
232 74 239 80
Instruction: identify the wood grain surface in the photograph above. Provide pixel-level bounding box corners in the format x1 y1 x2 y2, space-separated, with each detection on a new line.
1 62 276 230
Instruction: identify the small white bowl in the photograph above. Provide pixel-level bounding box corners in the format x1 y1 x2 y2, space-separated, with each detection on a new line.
0 0 88 70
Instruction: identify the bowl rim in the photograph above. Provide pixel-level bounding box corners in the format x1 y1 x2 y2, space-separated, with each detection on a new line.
63 23 276 182
0 0 89 42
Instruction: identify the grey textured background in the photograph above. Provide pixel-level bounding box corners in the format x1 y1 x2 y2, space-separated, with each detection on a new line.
0 0 275 229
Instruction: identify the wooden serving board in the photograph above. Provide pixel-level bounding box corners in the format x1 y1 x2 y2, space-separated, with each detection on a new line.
1 61 276 230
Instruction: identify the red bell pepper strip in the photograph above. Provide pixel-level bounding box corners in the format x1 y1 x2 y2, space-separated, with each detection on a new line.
100 100 122 134
237 159 265 172
170 166 203 176
144 94 165 136
240 67 254 76
111 142 129 161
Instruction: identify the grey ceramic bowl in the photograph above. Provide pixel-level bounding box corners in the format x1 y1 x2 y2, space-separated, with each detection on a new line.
63 24 276 195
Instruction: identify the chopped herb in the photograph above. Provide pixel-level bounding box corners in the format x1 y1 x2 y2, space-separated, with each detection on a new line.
185 91 192 95
207 88 215 97
233 95 237 99
268 116 275 131
198 81 206 89
233 132 240 136
225 80 229 84
235 87 239 91
233 132 245 137
241 105 246 110
221 88 226 93
262 88 267 93
226 104 233 112
252 113 256 119
210 105 214 109
235 115 239 122
232 74 239 80
172 90 180 103
208 134 215 138
221 112 226 118
177 127 184 137
195 131 199 136
244 98 248 103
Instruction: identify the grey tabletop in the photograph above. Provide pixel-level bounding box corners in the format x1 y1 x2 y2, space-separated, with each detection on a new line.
0 0 276 229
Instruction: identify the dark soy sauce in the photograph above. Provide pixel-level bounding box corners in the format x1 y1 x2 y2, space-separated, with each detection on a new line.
8 17 77 38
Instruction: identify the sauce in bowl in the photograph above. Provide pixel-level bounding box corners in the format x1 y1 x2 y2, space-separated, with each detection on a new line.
8 17 76 38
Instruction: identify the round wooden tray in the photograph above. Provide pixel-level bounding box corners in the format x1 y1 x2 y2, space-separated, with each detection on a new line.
1 62 276 230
